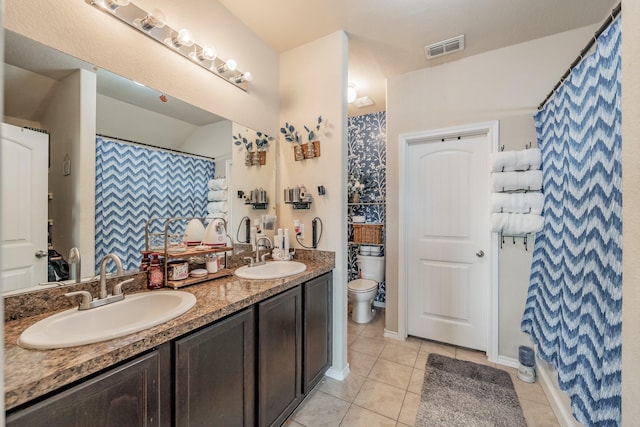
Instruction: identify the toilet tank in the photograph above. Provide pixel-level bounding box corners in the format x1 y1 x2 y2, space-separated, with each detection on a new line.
356 254 385 282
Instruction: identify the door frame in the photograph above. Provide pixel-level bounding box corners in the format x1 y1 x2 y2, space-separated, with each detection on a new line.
398 120 499 363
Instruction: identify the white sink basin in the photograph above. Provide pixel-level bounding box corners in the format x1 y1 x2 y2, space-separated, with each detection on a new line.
234 261 307 280
18 291 196 350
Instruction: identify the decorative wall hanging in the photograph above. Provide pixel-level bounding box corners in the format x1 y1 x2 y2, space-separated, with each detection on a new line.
280 116 324 161
233 131 271 166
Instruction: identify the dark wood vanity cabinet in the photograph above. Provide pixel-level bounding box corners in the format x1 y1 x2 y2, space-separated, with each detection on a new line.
257 271 334 426
6 271 333 427
174 307 255 427
6 345 171 427
303 272 333 393
258 286 303 427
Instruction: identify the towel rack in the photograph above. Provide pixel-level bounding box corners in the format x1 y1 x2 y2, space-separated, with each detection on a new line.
500 232 530 251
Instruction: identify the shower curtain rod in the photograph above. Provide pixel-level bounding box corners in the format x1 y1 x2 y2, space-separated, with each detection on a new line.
538 2 621 110
96 133 216 161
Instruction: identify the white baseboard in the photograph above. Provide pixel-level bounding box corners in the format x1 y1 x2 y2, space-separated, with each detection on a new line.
325 363 350 381
383 329 401 340
496 355 520 369
536 361 581 427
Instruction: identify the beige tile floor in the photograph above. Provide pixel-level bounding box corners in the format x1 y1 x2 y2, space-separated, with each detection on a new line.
286 309 560 427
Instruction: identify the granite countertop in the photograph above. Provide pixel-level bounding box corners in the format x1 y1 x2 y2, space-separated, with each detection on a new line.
4 251 334 411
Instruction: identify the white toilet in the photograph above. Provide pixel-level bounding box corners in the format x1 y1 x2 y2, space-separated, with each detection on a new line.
348 254 385 324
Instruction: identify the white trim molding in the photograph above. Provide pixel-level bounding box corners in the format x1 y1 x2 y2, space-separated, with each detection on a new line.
325 363 350 381
398 120 500 362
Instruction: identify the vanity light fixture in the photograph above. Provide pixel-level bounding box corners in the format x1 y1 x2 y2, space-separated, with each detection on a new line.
133 8 166 31
87 0 251 91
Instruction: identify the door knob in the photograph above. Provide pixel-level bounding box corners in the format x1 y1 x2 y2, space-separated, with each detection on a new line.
476 250 485 258
35 250 48 258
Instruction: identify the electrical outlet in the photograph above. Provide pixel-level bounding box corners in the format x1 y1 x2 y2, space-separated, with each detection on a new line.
297 224 304 239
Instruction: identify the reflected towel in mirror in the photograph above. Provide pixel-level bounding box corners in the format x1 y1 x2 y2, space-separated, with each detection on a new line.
208 178 228 190
207 201 228 214
208 190 228 201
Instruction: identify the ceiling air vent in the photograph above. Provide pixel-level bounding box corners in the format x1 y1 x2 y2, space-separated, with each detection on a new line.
353 96 374 108
424 35 465 59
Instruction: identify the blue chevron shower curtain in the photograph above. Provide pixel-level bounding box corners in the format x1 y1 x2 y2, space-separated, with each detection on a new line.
521 18 621 426
95 137 215 271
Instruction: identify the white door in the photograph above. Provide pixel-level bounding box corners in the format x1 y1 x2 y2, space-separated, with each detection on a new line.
1 123 49 292
406 133 490 351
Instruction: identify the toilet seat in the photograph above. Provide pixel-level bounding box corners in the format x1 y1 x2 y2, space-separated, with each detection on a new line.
348 278 377 293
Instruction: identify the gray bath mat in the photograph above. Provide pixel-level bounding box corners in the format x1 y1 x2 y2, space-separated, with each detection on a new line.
416 353 526 426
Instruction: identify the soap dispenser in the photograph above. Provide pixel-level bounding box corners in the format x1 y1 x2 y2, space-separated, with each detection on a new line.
147 253 164 290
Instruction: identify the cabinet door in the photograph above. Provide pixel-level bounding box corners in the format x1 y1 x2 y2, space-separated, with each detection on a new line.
6 345 171 427
258 286 302 427
175 307 255 427
303 272 333 393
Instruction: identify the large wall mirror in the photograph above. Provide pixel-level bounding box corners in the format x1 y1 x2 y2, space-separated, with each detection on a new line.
2 30 276 293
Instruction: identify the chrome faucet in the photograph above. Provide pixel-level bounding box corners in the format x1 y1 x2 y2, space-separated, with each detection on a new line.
65 253 133 310
99 254 123 299
255 235 272 265
68 247 81 283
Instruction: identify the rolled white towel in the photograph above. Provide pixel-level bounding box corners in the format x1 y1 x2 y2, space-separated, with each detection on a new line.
490 151 518 172
516 148 541 171
490 192 544 215
207 201 228 214
208 178 228 190
208 190 228 201
491 213 544 235
491 170 543 192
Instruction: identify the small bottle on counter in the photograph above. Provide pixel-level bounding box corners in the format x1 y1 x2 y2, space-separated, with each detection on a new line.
205 253 218 274
147 252 164 290
140 251 152 272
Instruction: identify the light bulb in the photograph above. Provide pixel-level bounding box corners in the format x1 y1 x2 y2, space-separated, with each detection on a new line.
134 8 166 31
347 84 357 103
96 0 130 11
190 45 217 62
199 46 217 61
217 59 238 73
171 29 194 48
231 71 253 84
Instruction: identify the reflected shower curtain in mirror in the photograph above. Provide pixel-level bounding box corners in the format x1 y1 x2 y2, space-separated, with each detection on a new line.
95 137 215 271
521 18 621 426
